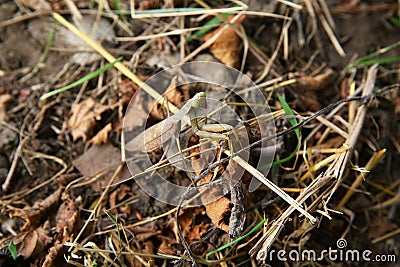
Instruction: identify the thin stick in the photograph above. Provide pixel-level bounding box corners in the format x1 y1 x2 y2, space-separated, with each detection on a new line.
52 12 179 114
337 149 386 208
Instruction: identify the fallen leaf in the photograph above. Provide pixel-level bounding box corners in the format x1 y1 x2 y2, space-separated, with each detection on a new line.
118 80 139 117
109 184 133 215
204 197 231 234
72 144 130 192
67 97 117 141
20 0 51 11
177 208 205 242
204 15 245 68
188 136 232 235
158 236 177 255
0 94 13 121
296 69 335 91
90 122 112 145
139 0 159 10
149 76 189 120
55 193 80 243
18 228 53 259
42 243 64 267
8 187 62 231
300 91 321 111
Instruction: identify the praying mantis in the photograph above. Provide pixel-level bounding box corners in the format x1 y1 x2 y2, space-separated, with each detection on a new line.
125 91 317 232
125 91 240 155
125 91 247 238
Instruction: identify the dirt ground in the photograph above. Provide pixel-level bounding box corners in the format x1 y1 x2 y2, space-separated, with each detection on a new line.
0 0 399 266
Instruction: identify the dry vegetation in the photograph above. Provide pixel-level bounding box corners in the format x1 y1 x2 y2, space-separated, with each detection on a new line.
0 0 399 266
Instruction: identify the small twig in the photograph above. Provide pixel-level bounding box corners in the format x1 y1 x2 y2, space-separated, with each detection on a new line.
175 186 200 267
235 95 370 156
2 99 56 191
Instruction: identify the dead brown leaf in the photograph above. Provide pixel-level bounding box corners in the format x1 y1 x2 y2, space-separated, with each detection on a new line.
158 236 177 255
296 69 335 91
139 0 160 10
149 76 189 120
42 243 64 267
177 207 205 241
67 97 117 141
8 187 62 231
109 184 133 215
188 138 232 235
72 144 130 192
204 15 245 68
90 122 112 145
20 0 51 11
204 197 231 234
300 92 321 111
118 80 139 118
0 94 13 121
55 193 80 243
18 228 53 259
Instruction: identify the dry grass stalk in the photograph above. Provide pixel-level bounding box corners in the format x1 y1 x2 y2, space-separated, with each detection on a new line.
250 64 378 260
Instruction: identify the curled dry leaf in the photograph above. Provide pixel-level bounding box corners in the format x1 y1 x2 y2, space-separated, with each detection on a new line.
204 15 246 68
55 194 80 243
8 187 62 231
203 197 231 234
67 97 117 141
189 137 247 237
150 76 189 120
0 94 13 121
118 80 139 118
18 228 53 259
139 0 161 10
90 122 112 145
20 0 51 11
189 144 232 235
40 193 80 266
296 68 335 91
176 207 208 243
42 244 63 267
109 184 133 215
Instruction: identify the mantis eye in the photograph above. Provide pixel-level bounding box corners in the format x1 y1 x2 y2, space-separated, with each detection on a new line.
192 100 200 108
192 92 206 108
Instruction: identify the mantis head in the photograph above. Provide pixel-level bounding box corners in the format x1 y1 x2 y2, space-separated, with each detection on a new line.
191 92 207 109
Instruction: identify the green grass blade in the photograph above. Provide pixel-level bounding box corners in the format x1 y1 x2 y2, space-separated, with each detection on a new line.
8 240 18 260
40 56 123 101
389 17 400 28
277 94 300 139
105 211 123 248
105 211 117 224
205 219 266 260
345 41 400 70
187 12 231 42
20 23 58 83
259 94 300 170
39 23 58 64
113 0 126 22
110 7 206 15
347 56 400 69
